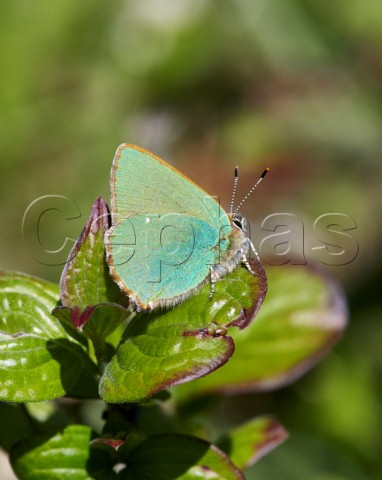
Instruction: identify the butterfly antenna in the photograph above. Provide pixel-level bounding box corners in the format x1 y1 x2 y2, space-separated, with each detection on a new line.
233 167 269 214
229 166 239 216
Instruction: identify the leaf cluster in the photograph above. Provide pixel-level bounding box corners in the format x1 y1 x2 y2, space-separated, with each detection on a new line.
0 198 347 479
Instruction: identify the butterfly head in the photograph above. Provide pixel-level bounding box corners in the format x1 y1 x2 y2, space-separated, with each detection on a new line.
231 213 250 236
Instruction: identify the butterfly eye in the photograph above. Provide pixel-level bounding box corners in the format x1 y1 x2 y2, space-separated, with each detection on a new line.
233 219 243 230
232 215 250 235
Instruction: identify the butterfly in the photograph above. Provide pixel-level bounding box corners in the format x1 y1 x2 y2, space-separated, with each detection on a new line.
105 144 268 311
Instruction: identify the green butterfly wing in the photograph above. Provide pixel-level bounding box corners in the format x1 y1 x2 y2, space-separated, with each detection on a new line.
110 145 226 224
107 144 231 309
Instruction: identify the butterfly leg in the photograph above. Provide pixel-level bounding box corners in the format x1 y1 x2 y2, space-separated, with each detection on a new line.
209 265 218 300
248 238 260 262
240 248 256 275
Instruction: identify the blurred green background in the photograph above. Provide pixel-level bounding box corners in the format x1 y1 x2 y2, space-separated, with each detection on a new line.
0 1 381 479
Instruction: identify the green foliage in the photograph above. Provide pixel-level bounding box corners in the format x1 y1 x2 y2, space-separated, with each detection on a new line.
0 196 347 478
217 416 289 471
99 264 264 403
175 264 347 398
1 1 380 478
119 434 244 480
0 272 99 402
11 425 98 480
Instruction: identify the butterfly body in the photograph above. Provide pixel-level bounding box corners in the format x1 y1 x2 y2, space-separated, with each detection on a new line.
106 144 252 311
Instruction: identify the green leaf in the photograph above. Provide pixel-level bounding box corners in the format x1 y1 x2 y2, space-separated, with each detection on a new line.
99 263 266 403
0 403 37 451
120 434 244 480
216 416 288 470
53 304 129 367
0 271 99 402
10 424 116 480
57 197 130 365
226 258 267 330
60 197 128 312
175 264 347 397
